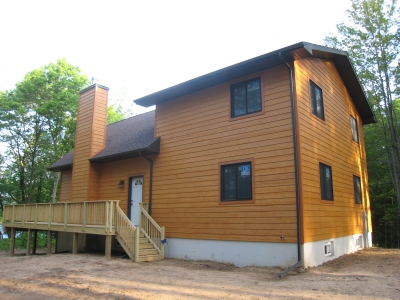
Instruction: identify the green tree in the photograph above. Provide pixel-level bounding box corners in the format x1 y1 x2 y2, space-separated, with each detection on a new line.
107 88 133 124
0 59 89 204
325 0 400 212
364 119 400 247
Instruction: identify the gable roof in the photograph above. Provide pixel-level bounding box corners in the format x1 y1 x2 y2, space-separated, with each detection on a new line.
48 110 159 172
133 42 376 125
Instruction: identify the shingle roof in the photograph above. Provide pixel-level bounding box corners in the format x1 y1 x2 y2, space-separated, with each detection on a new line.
48 110 159 172
48 151 74 171
134 42 376 125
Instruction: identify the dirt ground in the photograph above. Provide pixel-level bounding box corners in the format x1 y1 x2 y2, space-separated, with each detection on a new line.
0 247 399 300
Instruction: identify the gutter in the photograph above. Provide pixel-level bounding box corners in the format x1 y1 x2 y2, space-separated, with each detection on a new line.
278 52 302 277
139 151 154 215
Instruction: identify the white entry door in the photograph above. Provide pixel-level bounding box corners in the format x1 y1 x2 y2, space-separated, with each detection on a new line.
130 176 143 226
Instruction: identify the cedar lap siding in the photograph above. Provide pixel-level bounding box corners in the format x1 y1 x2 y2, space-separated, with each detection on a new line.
294 57 372 243
49 42 375 265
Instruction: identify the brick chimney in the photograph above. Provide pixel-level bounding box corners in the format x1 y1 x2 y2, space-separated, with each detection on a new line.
71 84 109 201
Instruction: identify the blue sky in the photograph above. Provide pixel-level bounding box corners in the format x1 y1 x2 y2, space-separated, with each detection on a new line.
0 0 351 115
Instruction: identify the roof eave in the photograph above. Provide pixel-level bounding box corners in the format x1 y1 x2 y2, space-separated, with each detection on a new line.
134 42 376 124
133 42 307 107
47 163 73 172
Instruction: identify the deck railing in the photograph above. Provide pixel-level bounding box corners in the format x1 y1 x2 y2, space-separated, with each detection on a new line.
140 205 165 258
2 201 119 235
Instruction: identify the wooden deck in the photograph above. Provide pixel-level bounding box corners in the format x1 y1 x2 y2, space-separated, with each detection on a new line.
2 201 118 235
2 201 165 262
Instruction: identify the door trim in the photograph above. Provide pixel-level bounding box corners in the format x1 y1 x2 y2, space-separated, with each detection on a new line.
127 174 145 223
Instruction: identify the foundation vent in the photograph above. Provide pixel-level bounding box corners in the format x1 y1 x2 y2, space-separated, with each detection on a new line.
324 241 334 257
355 235 363 248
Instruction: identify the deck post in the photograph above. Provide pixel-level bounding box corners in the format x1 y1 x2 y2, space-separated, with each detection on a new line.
72 232 78 254
83 202 87 230
26 229 32 256
105 235 112 259
33 230 38 254
9 228 16 256
161 226 165 258
134 228 139 262
47 231 52 254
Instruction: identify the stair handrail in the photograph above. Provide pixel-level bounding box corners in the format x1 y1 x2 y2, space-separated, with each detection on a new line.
115 205 137 260
140 206 165 257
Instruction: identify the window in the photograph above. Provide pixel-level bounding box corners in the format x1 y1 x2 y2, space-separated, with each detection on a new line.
231 78 261 117
310 81 324 120
319 163 333 201
221 162 252 201
354 175 362 204
350 115 359 143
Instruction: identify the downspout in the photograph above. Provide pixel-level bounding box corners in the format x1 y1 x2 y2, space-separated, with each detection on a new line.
139 151 153 215
278 52 302 277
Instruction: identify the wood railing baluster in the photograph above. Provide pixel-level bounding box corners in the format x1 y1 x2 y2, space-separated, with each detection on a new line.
34 204 37 228
48 203 52 228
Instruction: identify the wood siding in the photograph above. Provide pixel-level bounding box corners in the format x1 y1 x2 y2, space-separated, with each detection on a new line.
152 65 297 243
57 156 151 216
96 157 152 215
71 85 108 201
59 170 72 203
294 57 372 243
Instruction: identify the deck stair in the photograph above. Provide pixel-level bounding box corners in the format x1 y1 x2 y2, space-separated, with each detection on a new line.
2 201 165 262
112 203 165 262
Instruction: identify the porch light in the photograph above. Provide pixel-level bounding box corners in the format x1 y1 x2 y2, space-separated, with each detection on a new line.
118 180 124 189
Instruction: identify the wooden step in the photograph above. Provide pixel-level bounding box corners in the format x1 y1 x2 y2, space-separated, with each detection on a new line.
139 237 150 244
137 254 163 262
139 248 158 256
139 243 154 249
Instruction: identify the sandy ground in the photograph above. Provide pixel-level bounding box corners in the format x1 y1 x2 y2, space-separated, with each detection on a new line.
0 247 399 300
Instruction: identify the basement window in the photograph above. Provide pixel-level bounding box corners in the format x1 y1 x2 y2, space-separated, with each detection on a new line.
221 162 252 201
310 81 324 120
231 78 262 117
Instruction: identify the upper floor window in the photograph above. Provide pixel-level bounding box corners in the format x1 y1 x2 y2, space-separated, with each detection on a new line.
350 115 359 143
231 78 261 118
310 81 324 120
221 162 252 201
353 175 362 204
319 163 333 201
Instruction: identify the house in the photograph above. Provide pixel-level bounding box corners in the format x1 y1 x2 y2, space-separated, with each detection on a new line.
4 42 374 268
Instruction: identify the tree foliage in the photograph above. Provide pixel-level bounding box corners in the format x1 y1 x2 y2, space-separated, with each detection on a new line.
325 0 400 246
0 59 89 204
107 88 134 124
